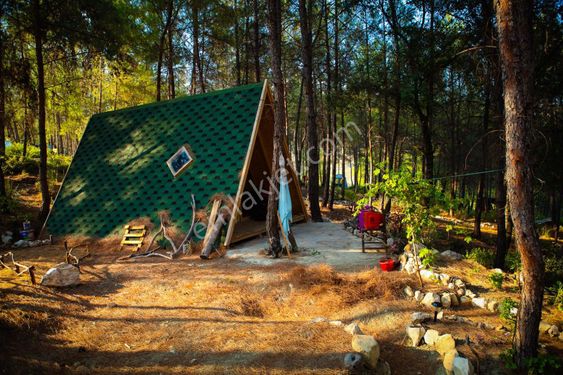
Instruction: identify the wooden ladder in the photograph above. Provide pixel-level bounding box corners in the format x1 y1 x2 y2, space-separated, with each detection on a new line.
120 225 147 251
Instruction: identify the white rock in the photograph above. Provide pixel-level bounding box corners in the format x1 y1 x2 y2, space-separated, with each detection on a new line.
411 312 432 324
414 290 424 302
454 279 466 288
420 269 436 281
472 297 487 309
455 288 466 297
441 250 463 261
453 356 474 375
487 300 499 313
311 317 327 323
406 325 426 347
548 325 560 337
437 311 444 320
439 274 451 286
441 293 452 309
1 231 13 245
465 289 476 298
344 322 363 335
329 320 344 327
404 285 414 297
422 292 441 308
424 329 440 346
435 334 456 356
460 296 472 305
351 335 380 368
492 268 503 274
40 263 80 287
448 282 455 290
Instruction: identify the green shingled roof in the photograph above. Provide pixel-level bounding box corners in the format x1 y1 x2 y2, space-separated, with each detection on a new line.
46 82 264 237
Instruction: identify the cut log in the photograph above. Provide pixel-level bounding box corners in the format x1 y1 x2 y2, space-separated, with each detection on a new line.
200 213 226 260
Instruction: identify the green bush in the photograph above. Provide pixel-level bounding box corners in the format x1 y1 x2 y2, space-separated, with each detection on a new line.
500 349 561 374
419 248 437 268
466 247 494 268
488 271 504 290
505 251 521 273
544 253 563 286
3 142 71 178
546 281 563 311
499 297 518 328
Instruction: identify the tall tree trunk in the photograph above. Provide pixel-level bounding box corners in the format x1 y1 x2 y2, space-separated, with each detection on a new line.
496 0 544 366
265 0 283 256
494 163 508 268
474 86 490 238
387 0 401 172
234 0 241 85
191 4 205 94
294 78 303 179
322 0 332 208
299 0 322 221
328 0 339 210
33 0 50 229
167 0 175 99
340 110 345 200
0 23 5 199
253 0 261 81
156 29 166 101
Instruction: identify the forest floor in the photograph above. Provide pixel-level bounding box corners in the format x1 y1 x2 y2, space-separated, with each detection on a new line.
1 176 562 374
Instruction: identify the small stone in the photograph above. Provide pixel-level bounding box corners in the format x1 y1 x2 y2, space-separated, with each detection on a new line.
448 282 455 290
460 296 472 305
106 302 117 308
435 334 456 356
450 293 459 306
420 269 436 281
492 268 503 274
454 279 466 288
311 317 327 323
412 312 432 324
424 329 440 346
441 250 463 261
548 325 560 337
471 297 487 309
53 363 61 371
352 335 380 368
406 325 426 347
404 285 414 297
345 322 363 335
329 320 344 327
440 274 451 286
453 356 474 375
455 288 466 297
538 321 551 333
465 289 476 299
441 293 452 309
414 290 424 302
343 352 365 372
190 358 197 364
422 292 441 308
487 300 499 312
437 311 444 320
443 349 459 373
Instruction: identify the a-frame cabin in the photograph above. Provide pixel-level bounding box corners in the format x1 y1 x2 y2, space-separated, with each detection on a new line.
45 81 307 246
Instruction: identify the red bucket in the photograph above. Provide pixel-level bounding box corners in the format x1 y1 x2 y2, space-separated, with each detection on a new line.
379 258 395 272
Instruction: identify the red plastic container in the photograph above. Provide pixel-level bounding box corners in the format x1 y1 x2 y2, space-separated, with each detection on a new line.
360 210 384 231
379 258 395 272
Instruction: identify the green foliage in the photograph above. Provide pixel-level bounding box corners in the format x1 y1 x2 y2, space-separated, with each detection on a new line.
499 298 518 328
546 281 563 311
357 166 450 248
505 251 521 273
3 143 71 179
465 247 494 268
501 348 562 374
544 251 563 286
500 348 518 370
488 272 504 290
419 248 437 268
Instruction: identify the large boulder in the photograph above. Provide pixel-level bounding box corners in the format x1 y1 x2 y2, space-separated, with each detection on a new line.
41 263 80 287
406 325 426 347
352 335 380 368
435 334 456 356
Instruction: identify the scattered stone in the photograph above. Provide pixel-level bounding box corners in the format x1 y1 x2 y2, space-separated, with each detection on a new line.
420 269 436 281
454 279 466 288
53 363 61 371
441 250 463 261
455 288 466 297
422 292 441 308
40 263 80 287
375 360 391 375
453 356 475 375
404 285 414 297
492 268 503 274
487 300 499 313
510 307 518 315
441 293 452 309
548 325 560 337
345 322 364 335
437 311 444 320
414 290 424 302
412 312 432 324
311 317 327 323
439 274 451 286
435 334 456 356
443 349 459 373
351 335 380 368
404 242 425 254
460 296 472 305
450 293 459 306
465 289 476 299
448 282 455 290
471 297 487 309
406 325 426 347
539 321 551 333
329 320 344 327
424 329 440 346
444 314 458 321
343 352 366 374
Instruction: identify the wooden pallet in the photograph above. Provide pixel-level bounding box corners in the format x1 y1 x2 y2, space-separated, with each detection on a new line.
120 225 147 251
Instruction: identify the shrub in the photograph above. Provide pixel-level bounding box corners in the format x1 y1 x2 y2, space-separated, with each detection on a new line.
419 248 437 268
466 247 494 268
546 281 563 311
499 297 518 328
3 142 71 178
505 251 521 273
488 272 504 290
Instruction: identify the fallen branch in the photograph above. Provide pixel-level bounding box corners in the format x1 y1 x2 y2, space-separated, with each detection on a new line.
0 252 37 285
64 241 90 270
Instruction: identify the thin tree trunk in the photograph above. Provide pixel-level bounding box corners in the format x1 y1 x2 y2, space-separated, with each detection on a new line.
340 110 345 200
294 78 304 179
253 0 261 81
33 0 50 229
496 0 544 366
156 29 166 100
167 0 175 99
322 0 332 207
265 0 284 256
0 22 5 199
234 0 241 85
494 164 508 268
299 0 322 221
328 0 339 209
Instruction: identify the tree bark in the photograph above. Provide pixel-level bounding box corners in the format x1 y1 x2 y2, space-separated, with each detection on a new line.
0 21 6 199
299 0 322 221
167 0 175 99
234 0 241 85
328 0 339 209
33 0 50 229
265 0 284 256
253 0 261 81
496 0 544 366
322 0 332 208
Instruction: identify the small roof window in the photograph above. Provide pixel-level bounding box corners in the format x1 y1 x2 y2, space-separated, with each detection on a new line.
166 144 195 177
